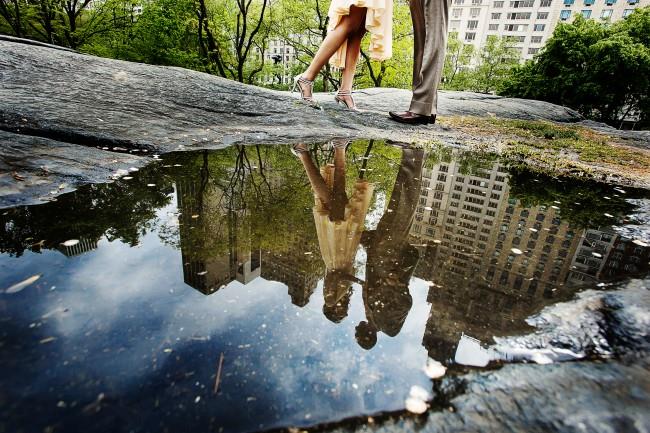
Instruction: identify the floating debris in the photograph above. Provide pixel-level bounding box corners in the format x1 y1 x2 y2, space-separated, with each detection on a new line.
591 252 603 258
39 337 56 344
197 271 208 276
604 213 614 218
632 239 649 247
510 248 523 255
62 239 80 247
423 358 446 379
4 274 41 294
122 176 133 180
405 385 430 414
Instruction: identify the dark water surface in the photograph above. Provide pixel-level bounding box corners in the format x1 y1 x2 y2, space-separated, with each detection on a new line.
1 141 648 433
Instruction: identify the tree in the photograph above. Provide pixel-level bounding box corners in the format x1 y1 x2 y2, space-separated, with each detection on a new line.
275 0 336 91
358 0 413 89
0 0 25 37
441 31 474 90
500 8 650 128
467 35 519 94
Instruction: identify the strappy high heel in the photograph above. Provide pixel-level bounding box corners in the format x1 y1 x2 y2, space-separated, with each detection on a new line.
292 75 315 104
334 90 359 111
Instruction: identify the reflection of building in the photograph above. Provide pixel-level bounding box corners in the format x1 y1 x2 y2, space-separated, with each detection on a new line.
261 250 322 307
568 227 650 284
176 180 261 295
57 238 98 257
409 153 585 361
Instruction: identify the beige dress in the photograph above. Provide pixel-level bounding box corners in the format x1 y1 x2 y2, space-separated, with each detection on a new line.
327 0 393 69
313 167 374 272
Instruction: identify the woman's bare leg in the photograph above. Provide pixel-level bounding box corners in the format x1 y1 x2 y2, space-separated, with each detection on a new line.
299 6 368 98
340 23 366 92
297 152 331 207
329 146 349 221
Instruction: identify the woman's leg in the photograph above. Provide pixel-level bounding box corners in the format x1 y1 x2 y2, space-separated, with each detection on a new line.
299 6 368 97
340 22 367 92
297 152 332 207
329 146 349 221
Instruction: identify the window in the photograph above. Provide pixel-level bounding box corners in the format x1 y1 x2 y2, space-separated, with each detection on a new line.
507 12 532 18
537 11 549 18
470 7 481 17
494 0 504 6
604 0 616 4
491 12 502 18
540 0 552 5
564 0 574 5
601 8 612 18
450 20 461 30
504 24 519 31
465 32 476 41
528 47 540 54
489 23 499 30
472 0 482 4
452 7 463 17
531 35 543 43
510 0 534 6
560 9 571 19
622 8 634 16
454 0 465 4
581 9 591 17
584 0 594 4
467 20 479 29
534 23 546 31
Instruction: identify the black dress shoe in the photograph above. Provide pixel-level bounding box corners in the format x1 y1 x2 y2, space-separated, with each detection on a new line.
389 111 436 125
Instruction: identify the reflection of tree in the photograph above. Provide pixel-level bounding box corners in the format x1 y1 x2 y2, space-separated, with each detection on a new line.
508 168 645 228
0 165 174 257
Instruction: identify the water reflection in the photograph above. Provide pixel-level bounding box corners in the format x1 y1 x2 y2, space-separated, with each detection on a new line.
0 141 648 432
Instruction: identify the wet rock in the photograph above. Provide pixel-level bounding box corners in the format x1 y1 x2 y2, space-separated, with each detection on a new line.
0 130 145 207
312 279 650 433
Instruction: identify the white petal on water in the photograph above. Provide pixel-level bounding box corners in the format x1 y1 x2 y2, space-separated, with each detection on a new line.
409 385 430 401
405 397 428 414
62 239 80 247
197 271 208 276
529 228 538 232
604 213 614 218
511 248 523 255
128 167 139 172
4 274 41 294
423 358 447 379
122 176 133 180
591 252 603 258
551 205 560 210
424 206 433 211
147 184 156 187
433 239 442 244
632 239 649 247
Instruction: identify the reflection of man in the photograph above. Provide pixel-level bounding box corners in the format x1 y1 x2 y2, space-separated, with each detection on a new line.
356 148 425 349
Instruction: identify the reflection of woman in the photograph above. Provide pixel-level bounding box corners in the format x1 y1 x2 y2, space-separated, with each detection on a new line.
292 0 393 110
293 141 374 322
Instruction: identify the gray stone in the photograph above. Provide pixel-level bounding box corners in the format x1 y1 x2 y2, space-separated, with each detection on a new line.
310 279 650 433
0 37 646 207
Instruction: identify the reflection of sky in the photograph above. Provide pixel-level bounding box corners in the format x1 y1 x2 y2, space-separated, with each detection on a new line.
0 200 434 433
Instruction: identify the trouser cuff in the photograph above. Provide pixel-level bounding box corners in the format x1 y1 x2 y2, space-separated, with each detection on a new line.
409 100 435 116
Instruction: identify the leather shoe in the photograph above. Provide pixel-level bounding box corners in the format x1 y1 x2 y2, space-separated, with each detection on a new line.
389 111 436 125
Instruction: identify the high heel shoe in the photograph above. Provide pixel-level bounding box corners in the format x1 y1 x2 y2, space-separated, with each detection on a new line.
292 75 315 104
334 90 359 112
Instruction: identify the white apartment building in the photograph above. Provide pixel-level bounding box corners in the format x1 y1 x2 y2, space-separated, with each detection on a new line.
449 0 649 61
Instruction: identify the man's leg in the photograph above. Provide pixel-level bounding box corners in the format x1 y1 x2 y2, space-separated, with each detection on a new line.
409 0 451 117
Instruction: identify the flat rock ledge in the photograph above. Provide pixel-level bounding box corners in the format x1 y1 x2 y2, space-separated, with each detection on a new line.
0 36 646 207
303 278 650 433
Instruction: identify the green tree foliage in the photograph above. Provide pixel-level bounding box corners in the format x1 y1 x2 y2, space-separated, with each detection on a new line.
441 31 474 90
500 8 650 128
468 35 520 94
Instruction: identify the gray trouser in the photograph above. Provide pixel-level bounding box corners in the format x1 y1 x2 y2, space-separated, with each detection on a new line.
408 0 451 116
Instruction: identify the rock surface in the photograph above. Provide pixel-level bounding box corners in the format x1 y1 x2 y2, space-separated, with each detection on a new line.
0 36 647 207
310 279 650 433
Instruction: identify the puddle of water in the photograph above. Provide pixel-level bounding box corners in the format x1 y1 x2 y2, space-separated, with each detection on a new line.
1 140 648 432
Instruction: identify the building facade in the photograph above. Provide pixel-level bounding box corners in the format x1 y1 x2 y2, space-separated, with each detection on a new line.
449 0 649 62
